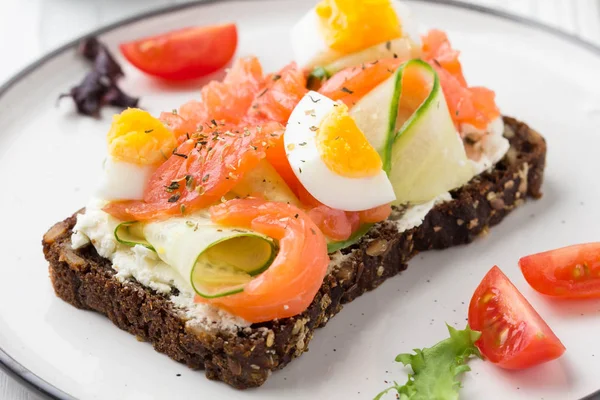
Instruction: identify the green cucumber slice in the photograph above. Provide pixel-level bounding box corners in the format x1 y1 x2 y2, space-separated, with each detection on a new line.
307 67 332 90
230 159 300 206
314 37 420 78
114 221 154 250
350 70 402 173
327 224 373 254
389 60 475 204
143 213 277 299
332 60 475 250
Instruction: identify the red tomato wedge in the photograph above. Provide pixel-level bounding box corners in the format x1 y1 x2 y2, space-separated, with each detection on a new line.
196 199 329 323
103 122 283 221
120 23 238 81
318 59 403 107
519 243 600 299
468 266 565 370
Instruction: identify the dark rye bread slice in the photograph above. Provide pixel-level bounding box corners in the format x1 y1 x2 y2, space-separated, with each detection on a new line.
42 116 546 390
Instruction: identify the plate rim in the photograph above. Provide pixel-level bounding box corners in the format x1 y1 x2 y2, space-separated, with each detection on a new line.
1 1 599 399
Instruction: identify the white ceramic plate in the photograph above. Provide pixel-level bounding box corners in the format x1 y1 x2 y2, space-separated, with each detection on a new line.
1 1 600 399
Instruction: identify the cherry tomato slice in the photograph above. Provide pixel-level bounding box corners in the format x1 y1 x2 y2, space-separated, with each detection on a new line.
468 266 565 370
120 23 237 81
519 243 600 299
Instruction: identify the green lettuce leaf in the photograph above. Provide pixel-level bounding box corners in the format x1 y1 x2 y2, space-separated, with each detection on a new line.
375 325 482 400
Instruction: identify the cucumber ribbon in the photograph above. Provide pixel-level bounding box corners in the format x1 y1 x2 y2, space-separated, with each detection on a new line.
115 213 277 299
328 59 474 251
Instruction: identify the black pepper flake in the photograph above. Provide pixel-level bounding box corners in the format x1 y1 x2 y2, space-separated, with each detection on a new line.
144 129 154 134
294 213 299 219
393 53 398 59
299 142 307 146
310 228 316 235
433 59 441 67
341 87 354 94
385 41 391 51
211 119 218 126
180 204 186 214
186 132 190 140
298 167 302 173
168 194 181 203
257 88 269 98
308 95 321 103
172 151 188 159
309 126 318 132
202 174 210 183
272 74 281 81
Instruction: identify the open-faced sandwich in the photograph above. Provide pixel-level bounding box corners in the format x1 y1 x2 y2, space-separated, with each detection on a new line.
43 0 546 389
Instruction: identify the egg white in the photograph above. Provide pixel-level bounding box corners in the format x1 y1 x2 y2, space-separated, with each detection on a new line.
284 91 396 212
291 0 421 69
96 156 156 201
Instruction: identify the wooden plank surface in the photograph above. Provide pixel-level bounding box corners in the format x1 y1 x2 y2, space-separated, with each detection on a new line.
0 0 598 398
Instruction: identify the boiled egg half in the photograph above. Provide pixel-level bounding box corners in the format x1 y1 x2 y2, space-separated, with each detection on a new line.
97 108 177 201
291 0 421 69
284 91 396 211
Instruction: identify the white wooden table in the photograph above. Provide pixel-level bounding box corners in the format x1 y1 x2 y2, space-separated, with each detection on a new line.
0 0 599 399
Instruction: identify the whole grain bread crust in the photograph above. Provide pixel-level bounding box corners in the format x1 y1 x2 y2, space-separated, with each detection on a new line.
42 116 546 389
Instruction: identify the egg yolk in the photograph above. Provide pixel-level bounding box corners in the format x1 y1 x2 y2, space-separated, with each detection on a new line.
315 0 402 55
316 103 382 178
107 108 177 165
